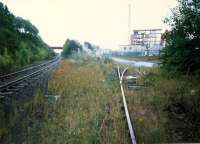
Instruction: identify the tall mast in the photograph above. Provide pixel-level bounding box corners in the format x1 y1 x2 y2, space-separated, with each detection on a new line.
128 4 131 45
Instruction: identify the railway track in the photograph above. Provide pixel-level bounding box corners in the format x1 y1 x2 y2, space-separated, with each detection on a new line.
0 56 60 99
117 66 137 144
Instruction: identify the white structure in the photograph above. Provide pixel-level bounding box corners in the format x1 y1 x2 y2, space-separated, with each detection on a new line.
95 48 111 57
120 29 164 56
82 44 93 55
120 45 145 52
119 45 146 56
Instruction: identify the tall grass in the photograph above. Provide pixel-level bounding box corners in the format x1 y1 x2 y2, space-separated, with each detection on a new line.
0 57 130 143
44 59 130 143
0 89 49 144
124 67 200 143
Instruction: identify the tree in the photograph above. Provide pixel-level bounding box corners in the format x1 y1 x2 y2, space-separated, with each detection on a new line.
0 1 54 72
14 17 39 36
0 3 15 30
161 0 200 74
84 41 96 51
61 39 82 58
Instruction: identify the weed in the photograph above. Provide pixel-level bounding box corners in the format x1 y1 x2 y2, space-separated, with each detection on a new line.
125 67 200 143
44 59 130 143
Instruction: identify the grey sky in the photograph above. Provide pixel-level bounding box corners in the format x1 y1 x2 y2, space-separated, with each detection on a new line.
2 0 177 49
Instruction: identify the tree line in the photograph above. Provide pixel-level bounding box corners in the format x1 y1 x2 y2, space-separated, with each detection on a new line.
0 2 55 72
160 0 200 141
161 0 200 75
61 39 98 58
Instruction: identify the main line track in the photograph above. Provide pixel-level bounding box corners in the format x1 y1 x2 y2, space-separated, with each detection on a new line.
0 56 60 98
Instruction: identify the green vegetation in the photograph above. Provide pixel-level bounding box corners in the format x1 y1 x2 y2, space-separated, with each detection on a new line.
45 58 129 143
1 0 199 143
61 39 99 58
161 0 200 75
61 39 82 58
124 67 200 143
0 57 130 144
0 90 49 144
0 2 55 72
120 1 200 142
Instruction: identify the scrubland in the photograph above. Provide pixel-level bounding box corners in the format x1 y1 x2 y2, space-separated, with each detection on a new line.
44 59 130 143
1 56 199 144
114 55 160 62
0 57 130 144
125 67 200 143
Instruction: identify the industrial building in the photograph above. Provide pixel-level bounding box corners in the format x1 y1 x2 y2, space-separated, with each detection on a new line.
120 29 164 56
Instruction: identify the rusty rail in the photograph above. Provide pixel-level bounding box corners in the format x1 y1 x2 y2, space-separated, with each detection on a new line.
117 66 137 144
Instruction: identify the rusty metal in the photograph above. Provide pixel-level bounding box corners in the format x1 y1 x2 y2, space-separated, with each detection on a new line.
117 66 137 144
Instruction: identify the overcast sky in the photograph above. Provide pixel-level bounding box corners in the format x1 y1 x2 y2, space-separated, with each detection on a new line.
2 0 177 50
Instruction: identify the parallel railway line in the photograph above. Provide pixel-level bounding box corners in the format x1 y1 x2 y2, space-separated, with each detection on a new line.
0 56 60 98
0 57 137 143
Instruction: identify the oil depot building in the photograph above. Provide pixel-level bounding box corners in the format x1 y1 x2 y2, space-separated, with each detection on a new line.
120 29 164 56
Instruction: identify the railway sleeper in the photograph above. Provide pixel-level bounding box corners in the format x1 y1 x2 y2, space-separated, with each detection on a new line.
0 92 14 96
6 88 19 92
18 82 28 87
15 85 25 89
0 59 59 102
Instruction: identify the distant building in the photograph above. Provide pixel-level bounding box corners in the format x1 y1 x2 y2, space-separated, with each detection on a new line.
95 48 111 57
119 45 146 56
120 29 164 56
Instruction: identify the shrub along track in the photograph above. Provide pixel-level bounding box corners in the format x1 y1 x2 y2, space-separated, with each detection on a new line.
43 59 130 144
0 58 131 143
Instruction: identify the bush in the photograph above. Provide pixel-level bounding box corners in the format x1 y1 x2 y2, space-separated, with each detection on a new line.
16 41 31 66
0 2 55 72
161 0 200 75
0 49 14 71
165 77 200 142
61 39 82 58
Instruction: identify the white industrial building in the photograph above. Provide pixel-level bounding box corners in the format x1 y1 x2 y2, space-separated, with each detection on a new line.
120 29 164 56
